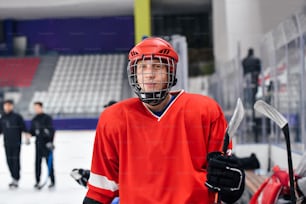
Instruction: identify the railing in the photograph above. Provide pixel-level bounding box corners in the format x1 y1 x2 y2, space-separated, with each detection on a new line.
210 9 306 153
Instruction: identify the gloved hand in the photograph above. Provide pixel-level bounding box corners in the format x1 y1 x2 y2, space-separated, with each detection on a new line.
205 152 245 204
46 142 55 151
70 168 90 187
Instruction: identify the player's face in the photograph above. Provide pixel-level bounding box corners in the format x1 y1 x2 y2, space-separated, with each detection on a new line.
3 103 13 113
33 104 43 114
136 59 168 92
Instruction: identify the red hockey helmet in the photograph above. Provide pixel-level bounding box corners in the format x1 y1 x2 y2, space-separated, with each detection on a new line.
128 37 178 64
127 37 179 105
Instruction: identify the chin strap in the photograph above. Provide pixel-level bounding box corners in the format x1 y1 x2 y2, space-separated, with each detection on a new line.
138 90 168 106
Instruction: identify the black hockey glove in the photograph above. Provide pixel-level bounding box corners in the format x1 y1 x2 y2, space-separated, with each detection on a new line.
71 168 90 187
46 142 55 151
205 152 245 204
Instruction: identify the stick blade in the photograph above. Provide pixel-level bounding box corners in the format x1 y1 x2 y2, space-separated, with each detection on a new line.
254 100 288 128
227 98 245 137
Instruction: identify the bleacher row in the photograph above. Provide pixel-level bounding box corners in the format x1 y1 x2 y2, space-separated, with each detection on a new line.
0 54 126 116
29 54 126 115
0 57 40 87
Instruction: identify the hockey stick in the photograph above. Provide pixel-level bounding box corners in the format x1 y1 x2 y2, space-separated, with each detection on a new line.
37 150 53 190
222 98 245 154
214 98 245 203
254 100 296 203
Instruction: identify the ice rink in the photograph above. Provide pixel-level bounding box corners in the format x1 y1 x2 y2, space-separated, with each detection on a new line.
0 130 95 204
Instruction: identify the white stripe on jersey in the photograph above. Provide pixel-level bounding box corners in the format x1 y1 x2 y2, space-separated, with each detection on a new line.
89 172 118 192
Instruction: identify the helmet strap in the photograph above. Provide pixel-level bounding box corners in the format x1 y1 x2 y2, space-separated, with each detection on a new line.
137 90 168 106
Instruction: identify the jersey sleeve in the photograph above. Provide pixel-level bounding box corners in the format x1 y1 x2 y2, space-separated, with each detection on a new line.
207 103 228 153
84 117 119 204
45 115 55 141
0 117 2 134
29 118 35 136
18 114 27 133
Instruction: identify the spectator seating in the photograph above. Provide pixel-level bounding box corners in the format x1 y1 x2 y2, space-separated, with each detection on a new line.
29 54 125 116
0 57 40 87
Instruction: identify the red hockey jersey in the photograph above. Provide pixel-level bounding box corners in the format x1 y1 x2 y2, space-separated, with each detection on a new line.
86 90 227 204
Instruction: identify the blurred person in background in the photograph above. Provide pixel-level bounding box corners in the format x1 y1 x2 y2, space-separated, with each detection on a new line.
242 48 261 108
0 99 28 189
242 48 261 142
29 101 56 189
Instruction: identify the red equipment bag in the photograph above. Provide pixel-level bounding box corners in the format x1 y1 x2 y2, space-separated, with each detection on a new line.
250 166 291 204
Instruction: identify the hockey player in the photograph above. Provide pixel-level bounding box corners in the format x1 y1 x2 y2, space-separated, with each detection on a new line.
0 99 28 188
29 102 56 189
83 37 245 204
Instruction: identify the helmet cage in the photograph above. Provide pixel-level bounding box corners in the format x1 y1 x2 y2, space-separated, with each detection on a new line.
127 55 177 106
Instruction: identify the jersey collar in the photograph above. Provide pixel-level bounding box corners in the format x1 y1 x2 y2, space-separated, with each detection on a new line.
142 89 184 121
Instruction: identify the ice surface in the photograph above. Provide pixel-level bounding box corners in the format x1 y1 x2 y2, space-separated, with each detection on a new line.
0 130 95 204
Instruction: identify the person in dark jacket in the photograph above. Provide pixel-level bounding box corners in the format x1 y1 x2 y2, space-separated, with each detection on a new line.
29 101 56 189
242 48 261 107
0 99 28 188
242 48 262 142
